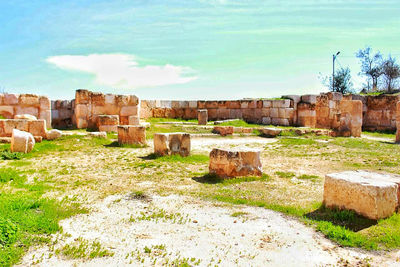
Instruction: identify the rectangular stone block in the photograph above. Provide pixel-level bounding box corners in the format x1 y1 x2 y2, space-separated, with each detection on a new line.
97 115 119 128
76 118 88 129
115 95 129 106
129 95 139 106
229 109 242 119
28 120 47 137
261 117 271 125
188 101 197 108
217 108 230 120
39 96 51 109
270 108 278 118
0 105 14 119
19 94 39 106
75 89 90 104
160 100 172 108
209 148 262 178
198 109 208 125
120 106 138 116
324 171 400 220
3 119 29 136
128 115 140 125
117 125 146 145
15 106 38 117
99 125 118 132
228 101 241 109
105 94 116 105
39 110 51 127
75 104 88 118
301 95 317 104
263 100 272 108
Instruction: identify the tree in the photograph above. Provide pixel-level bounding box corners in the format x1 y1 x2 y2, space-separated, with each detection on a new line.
320 67 353 94
356 47 383 91
381 56 400 93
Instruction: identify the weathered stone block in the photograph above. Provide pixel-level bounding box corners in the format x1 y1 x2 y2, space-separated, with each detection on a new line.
46 129 62 140
228 101 241 109
28 120 47 137
0 106 15 118
154 133 190 157
75 104 88 118
19 94 39 106
3 119 29 135
213 126 234 136
39 110 51 127
99 125 118 132
97 115 119 127
15 106 38 117
324 171 400 220
261 117 271 125
39 96 51 109
117 125 146 145
270 108 278 118
120 106 138 116
11 129 35 153
129 95 139 106
258 127 282 137
75 89 90 104
198 109 208 125
301 95 317 104
209 148 262 178
129 115 140 125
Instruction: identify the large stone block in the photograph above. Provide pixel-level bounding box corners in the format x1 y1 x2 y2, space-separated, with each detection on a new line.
324 171 400 220
97 115 119 127
75 104 88 118
75 89 90 104
198 109 208 125
39 96 51 110
3 119 29 136
39 109 51 127
117 125 146 145
396 102 400 143
154 133 191 157
128 115 140 125
120 106 138 116
209 148 262 178
11 129 35 153
258 127 282 137
212 126 234 136
4 94 18 105
0 106 14 119
46 129 62 140
28 120 47 137
301 95 317 104
15 106 38 117
19 94 39 106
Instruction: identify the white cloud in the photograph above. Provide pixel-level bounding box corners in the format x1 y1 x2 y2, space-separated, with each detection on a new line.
46 53 197 89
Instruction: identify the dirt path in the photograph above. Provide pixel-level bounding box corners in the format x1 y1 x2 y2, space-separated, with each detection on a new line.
191 136 277 153
18 194 398 267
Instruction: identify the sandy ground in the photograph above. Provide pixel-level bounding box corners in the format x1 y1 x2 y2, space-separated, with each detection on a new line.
191 136 277 153
17 194 399 267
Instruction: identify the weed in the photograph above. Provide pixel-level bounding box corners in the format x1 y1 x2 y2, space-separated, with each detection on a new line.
56 238 114 259
1 150 22 160
275 171 296 179
231 211 248 217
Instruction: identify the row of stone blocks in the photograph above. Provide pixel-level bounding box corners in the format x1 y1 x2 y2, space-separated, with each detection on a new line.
0 94 51 126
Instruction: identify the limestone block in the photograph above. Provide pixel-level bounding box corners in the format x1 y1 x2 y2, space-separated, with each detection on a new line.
258 127 282 137
217 108 230 120
160 100 172 108
184 108 197 119
76 118 88 129
207 109 217 120
248 100 257 109
3 119 29 136
34 136 43 143
282 95 301 104
197 101 206 109
120 116 129 125
228 101 241 109
11 129 35 153
39 96 51 110
39 110 52 128
324 171 400 220
285 108 295 119
263 100 272 108
51 110 59 119
117 125 146 145
278 108 286 118
205 101 218 109
240 101 249 109
209 148 262 178
75 104 88 118
75 89 90 104
120 106 138 116
188 101 197 109
301 95 317 104
91 93 105 106
4 94 18 105
97 115 119 128
28 120 47 137
46 129 62 140
270 108 278 118
198 109 208 125
154 133 191 157
115 95 129 106
213 126 234 136
0 106 15 118
15 113 36 121
15 106 38 117
129 115 140 125
19 94 39 106
229 109 242 119
261 117 271 125
129 95 139 106
105 94 116 105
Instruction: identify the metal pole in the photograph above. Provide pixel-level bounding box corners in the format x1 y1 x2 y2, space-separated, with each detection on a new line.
332 54 335 91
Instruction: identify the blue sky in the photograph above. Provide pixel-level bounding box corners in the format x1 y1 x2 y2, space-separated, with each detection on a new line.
0 0 399 100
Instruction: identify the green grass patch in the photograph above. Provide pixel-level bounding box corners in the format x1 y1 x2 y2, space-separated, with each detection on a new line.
297 174 320 181
279 137 316 146
217 119 261 128
0 168 26 184
194 173 270 185
144 153 209 164
275 171 296 179
105 141 147 149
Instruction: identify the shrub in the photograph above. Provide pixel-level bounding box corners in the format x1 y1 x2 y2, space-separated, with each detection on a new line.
0 217 18 246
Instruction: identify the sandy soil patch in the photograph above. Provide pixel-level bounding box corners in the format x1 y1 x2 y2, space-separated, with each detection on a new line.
17 194 397 267
191 136 277 153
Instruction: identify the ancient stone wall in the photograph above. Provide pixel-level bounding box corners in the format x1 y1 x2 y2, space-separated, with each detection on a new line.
140 99 296 126
74 89 139 129
51 100 75 129
347 94 400 132
0 94 51 127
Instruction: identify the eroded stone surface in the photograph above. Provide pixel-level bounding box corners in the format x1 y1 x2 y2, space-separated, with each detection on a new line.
117 125 146 145
154 133 191 156
209 148 262 178
323 171 400 220
46 129 62 140
11 129 35 153
258 127 282 138
213 126 234 136
14 114 37 120
198 109 208 125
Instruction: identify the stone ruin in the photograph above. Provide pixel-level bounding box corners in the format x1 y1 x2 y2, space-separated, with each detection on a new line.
324 171 400 220
154 133 191 157
117 125 146 145
209 148 262 178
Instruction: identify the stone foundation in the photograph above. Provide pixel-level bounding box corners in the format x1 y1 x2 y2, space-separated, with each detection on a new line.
154 133 191 156
213 126 234 136
97 115 119 132
0 119 47 138
323 171 400 220
209 148 262 178
117 125 146 145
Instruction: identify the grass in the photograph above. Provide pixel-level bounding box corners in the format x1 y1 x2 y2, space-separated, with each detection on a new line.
2 125 400 262
56 237 114 259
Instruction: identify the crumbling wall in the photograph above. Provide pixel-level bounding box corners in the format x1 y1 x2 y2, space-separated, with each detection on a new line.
74 90 139 129
140 99 296 126
51 100 75 129
0 94 51 127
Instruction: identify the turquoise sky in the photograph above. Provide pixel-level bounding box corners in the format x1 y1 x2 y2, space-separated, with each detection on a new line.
1 0 399 100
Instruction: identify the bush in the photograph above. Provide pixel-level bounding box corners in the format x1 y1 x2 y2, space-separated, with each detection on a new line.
1 150 22 160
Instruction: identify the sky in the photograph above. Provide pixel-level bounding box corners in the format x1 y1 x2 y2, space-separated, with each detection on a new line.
0 0 400 100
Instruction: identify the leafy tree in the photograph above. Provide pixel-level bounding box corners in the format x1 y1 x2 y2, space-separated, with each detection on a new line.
381 55 400 93
320 67 353 94
356 47 383 91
